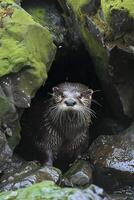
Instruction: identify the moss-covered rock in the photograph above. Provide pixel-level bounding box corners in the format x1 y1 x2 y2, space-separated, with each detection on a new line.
58 0 134 125
22 0 65 45
101 0 134 33
0 2 55 82
0 181 109 200
0 0 56 149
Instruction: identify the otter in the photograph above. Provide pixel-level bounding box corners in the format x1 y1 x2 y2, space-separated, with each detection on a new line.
19 82 93 166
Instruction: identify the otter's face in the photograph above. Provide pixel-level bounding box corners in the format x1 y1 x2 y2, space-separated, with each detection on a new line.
52 83 93 112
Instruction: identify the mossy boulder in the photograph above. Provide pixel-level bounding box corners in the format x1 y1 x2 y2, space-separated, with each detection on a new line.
22 0 65 45
0 0 56 149
58 0 134 125
101 0 134 33
0 181 109 200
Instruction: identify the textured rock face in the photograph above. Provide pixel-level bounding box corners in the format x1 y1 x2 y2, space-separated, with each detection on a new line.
0 0 56 149
58 0 134 125
0 130 12 171
0 162 61 192
89 133 134 190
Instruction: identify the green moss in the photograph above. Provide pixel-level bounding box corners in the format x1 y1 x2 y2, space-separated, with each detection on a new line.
24 2 64 44
0 181 77 199
67 0 89 12
25 6 47 27
65 0 108 68
101 0 134 22
0 1 56 149
0 181 105 200
0 2 56 91
59 0 110 81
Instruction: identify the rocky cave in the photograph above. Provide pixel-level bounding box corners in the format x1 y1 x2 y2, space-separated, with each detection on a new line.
0 0 133 199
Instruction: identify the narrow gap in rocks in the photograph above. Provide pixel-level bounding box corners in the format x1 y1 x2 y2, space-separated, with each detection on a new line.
15 44 105 170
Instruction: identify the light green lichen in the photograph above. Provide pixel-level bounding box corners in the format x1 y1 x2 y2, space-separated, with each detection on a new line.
101 0 134 22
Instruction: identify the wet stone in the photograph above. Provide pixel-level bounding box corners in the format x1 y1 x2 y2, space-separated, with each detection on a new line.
89 133 134 191
61 160 93 187
0 161 61 192
109 186 134 200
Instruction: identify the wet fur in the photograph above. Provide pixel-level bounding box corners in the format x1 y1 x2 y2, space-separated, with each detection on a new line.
19 82 93 166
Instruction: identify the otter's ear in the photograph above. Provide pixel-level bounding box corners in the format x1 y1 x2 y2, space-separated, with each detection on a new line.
82 89 93 96
52 87 62 96
87 89 93 95
52 87 59 93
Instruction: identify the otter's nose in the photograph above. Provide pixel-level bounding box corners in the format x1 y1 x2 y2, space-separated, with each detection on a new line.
64 99 76 106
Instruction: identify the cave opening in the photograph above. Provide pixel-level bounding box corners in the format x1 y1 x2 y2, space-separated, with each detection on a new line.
15 44 105 171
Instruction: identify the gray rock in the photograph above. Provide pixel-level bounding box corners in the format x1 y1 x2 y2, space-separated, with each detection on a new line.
0 130 12 173
89 133 134 190
62 160 92 187
0 161 61 192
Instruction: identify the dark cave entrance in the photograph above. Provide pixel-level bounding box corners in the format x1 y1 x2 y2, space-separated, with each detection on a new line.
15 44 104 170
16 0 106 170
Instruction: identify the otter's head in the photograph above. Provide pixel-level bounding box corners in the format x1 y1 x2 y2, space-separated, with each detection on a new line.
48 83 93 130
52 82 93 112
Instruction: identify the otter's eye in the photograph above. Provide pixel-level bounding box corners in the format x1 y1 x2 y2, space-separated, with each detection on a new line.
78 94 83 99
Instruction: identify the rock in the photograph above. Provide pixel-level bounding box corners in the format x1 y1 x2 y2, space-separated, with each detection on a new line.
89 133 134 191
22 0 66 46
0 181 110 200
109 186 134 200
62 160 92 187
0 161 61 192
0 130 12 174
94 116 126 136
58 0 134 126
0 0 56 149
0 154 24 174
101 0 134 34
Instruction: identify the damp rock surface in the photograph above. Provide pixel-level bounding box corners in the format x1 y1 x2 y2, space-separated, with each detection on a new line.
89 133 134 190
0 161 61 192
61 160 93 187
